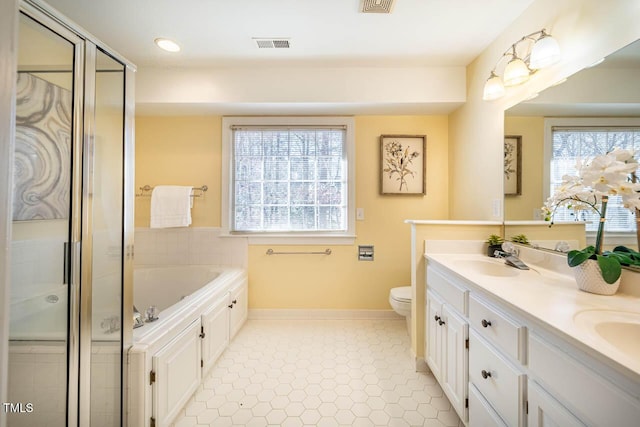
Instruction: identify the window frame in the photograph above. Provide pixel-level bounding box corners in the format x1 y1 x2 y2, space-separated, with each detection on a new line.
544 117 640 245
221 116 356 245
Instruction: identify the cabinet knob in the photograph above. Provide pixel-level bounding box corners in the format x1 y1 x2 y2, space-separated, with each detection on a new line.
228 304 234 309
199 332 205 339
481 370 492 379
481 319 492 328
232 299 237 304
434 315 441 322
438 319 445 326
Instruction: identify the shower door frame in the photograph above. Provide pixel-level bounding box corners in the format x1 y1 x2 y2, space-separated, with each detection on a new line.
16 2 136 426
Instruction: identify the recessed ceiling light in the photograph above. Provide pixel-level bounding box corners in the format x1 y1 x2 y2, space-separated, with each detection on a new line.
154 38 180 52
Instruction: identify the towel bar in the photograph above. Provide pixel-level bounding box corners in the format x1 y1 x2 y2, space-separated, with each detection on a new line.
135 184 208 197
266 248 332 255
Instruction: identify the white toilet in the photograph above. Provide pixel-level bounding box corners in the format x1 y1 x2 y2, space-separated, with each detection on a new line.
389 286 412 333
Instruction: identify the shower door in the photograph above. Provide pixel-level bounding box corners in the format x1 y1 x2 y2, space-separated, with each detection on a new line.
8 10 81 427
8 3 135 427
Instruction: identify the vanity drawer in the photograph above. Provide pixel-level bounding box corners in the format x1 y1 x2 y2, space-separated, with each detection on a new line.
469 294 526 363
469 383 508 427
427 268 468 314
469 330 525 427
529 332 640 426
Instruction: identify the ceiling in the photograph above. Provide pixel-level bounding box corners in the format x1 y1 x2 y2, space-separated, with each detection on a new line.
43 0 535 68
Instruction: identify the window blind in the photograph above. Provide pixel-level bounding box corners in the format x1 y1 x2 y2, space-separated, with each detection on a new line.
550 127 640 232
232 127 347 232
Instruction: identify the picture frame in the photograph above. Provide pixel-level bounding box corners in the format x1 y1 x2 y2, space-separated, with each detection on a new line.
380 135 426 195
504 135 522 196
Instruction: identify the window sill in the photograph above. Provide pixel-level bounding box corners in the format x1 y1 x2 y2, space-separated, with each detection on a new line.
586 231 638 247
220 233 357 246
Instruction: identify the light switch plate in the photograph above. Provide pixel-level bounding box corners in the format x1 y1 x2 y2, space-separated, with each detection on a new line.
356 207 365 221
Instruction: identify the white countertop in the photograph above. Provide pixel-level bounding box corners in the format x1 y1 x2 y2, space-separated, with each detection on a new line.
425 249 640 383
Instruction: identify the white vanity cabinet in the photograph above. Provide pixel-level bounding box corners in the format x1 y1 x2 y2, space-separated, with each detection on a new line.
426 254 640 427
152 319 202 427
425 269 469 422
468 294 526 427
527 380 585 427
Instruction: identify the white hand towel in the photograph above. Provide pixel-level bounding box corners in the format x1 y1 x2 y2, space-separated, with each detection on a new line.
150 185 193 228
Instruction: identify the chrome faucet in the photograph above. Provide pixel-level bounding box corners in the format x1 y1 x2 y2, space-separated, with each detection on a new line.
494 242 530 270
101 315 121 334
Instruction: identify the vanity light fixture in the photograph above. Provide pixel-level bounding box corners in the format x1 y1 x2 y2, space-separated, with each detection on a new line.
154 37 181 52
482 29 561 101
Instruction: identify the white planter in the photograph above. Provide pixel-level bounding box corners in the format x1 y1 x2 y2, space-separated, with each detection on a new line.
572 259 621 296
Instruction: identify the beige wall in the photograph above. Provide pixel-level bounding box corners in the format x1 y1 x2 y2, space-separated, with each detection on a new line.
135 115 449 309
449 0 640 221
135 116 221 228
504 116 545 220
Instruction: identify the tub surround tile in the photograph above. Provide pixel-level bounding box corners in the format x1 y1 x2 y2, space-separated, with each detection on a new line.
135 227 247 268
172 319 463 427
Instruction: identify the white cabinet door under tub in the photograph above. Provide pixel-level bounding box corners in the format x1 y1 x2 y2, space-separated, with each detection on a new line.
229 281 248 339
152 319 202 427
201 293 230 375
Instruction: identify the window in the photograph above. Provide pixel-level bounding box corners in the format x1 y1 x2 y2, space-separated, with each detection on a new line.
546 119 640 235
222 117 355 243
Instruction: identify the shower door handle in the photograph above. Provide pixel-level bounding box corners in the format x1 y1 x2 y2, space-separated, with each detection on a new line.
63 242 70 285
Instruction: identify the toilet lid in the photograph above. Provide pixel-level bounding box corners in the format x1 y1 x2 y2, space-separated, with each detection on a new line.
390 286 412 302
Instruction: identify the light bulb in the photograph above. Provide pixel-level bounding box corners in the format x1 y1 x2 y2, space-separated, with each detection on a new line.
154 38 181 52
530 33 561 69
482 72 505 101
503 57 530 87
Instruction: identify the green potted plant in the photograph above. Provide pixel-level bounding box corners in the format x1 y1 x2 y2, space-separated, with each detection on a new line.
510 234 529 245
543 147 640 294
486 234 505 257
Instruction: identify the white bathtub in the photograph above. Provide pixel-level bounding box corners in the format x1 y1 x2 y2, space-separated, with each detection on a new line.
128 265 247 427
133 265 221 314
9 275 123 341
9 285 68 340
132 265 245 342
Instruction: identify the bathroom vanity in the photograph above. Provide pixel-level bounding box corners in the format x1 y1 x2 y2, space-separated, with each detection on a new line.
424 241 640 426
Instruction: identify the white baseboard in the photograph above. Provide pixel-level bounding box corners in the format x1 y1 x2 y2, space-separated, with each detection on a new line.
248 309 403 320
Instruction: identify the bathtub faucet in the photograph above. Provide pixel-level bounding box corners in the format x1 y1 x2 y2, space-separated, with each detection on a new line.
100 315 121 334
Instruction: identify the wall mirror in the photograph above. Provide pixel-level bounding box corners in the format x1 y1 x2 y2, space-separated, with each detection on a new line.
504 38 640 252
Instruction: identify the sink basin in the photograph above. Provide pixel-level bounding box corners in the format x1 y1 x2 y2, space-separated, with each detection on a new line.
455 259 519 277
573 310 640 359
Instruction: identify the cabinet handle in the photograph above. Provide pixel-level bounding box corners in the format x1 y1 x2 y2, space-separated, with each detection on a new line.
434 315 441 322
481 370 492 379
481 319 492 328
438 319 445 326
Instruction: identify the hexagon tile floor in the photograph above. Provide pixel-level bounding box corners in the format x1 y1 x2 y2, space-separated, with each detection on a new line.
172 319 462 427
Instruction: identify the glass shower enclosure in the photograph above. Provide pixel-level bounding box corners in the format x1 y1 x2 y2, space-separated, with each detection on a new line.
6 1 135 426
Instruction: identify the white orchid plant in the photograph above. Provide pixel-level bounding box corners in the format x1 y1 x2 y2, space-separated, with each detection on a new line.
543 147 640 283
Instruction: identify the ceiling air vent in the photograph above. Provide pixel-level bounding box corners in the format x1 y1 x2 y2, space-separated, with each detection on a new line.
254 38 290 49
360 0 396 13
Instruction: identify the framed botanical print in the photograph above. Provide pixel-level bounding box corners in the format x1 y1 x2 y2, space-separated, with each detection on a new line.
380 135 426 195
504 135 522 196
